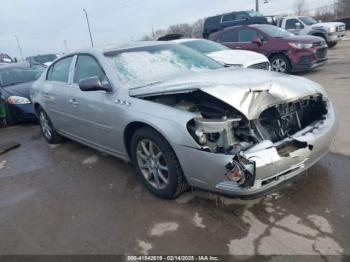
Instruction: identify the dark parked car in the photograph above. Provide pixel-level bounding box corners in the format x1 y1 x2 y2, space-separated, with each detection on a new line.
209 24 328 74
0 53 13 65
203 11 267 39
0 64 42 126
26 54 59 68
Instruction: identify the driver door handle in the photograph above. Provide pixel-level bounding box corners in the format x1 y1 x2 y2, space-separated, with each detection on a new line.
69 98 79 106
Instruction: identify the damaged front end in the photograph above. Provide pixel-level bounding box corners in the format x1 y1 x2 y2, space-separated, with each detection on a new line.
142 89 337 197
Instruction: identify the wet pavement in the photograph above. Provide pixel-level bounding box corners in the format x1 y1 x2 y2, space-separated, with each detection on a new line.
0 41 350 257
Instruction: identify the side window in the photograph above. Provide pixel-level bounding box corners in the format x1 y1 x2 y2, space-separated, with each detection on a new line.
219 31 238 42
73 55 106 84
221 13 236 23
238 29 258 42
47 56 73 82
285 19 303 29
236 13 249 20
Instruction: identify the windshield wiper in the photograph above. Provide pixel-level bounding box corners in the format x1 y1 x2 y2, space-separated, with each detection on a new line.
131 81 163 90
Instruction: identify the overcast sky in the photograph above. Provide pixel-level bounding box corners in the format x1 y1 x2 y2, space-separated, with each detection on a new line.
0 0 335 58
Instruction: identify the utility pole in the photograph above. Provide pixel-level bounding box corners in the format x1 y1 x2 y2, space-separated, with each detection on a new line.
63 40 69 53
256 0 259 12
83 8 94 47
14 35 24 61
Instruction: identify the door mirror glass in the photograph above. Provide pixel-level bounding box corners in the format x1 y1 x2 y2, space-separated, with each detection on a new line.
79 76 111 92
252 37 263 46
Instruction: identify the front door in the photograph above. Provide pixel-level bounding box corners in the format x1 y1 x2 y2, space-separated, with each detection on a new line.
65 54 121 152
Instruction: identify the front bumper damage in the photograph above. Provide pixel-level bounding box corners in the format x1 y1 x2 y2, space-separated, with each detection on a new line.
174 103 337 198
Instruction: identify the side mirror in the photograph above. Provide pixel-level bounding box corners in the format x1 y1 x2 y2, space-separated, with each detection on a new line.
252 37 263 47
79 76 111 92
295 22 302 29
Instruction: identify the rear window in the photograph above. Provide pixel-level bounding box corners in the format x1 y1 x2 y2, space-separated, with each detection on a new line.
0 68 42 87
47 56 73 83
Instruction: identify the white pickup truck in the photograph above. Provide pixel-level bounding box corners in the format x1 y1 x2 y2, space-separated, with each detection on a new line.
277 16 346 48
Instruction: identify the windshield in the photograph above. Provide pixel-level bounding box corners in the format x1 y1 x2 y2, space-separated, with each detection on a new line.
32 54 58 64
256 24 294 38
107 44 223 89
299 17 318 25
0 68 43 87
181 40 229 54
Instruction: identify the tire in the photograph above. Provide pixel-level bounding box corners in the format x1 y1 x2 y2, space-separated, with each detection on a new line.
327 42 338 48
37 108 64 144
130 127 188 199
270 54 292 74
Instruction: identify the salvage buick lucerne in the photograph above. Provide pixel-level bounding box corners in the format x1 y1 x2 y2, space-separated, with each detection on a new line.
31 42 337 199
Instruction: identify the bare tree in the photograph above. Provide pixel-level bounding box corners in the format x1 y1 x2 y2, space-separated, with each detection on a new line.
335 0 350 18
142 18 205 41
294 0 308 15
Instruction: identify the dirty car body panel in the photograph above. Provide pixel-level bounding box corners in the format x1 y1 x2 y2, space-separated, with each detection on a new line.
31 42 337 198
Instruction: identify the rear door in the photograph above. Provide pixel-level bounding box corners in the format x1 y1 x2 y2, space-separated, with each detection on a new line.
41 56 74 129
216 29 240 50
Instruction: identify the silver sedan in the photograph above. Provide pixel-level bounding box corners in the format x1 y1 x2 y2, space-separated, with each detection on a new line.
31 42 337 199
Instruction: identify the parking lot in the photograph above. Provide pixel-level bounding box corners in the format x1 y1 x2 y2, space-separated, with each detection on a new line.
0 39 350 257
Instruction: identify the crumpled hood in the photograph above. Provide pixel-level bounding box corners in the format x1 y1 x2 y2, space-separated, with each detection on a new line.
129 68 326 120
206 50 268 67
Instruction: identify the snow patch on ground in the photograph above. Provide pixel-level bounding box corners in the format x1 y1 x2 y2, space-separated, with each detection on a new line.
308 214 333 234
150 222 178 236
193 212 205 228
137 240 153 255
227 210 268 255
82 155 99 165
0 160 7 170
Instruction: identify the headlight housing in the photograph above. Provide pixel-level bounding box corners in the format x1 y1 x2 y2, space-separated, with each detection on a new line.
328 26 337 33
7 96 31 105
289 42 313 49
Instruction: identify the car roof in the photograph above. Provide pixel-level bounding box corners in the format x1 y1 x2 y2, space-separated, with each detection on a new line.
65 41 174 56
0 62 30 70
171 38 205 44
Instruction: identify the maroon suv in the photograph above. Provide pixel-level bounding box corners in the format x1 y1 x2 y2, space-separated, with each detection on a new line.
209 24 328 74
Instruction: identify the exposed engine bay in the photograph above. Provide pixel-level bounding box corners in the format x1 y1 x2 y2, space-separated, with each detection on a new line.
144 91 328 156
144 90 258 154
257 94 328 142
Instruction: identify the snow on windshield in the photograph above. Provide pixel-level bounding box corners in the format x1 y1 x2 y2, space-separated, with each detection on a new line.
111 45 222 88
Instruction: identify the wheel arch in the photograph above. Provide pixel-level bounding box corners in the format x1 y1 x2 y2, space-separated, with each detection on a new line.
124 121 173 161
33 103 42 115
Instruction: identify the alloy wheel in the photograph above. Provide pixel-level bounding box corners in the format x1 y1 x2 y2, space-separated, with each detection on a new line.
136 139 169 189
272 58 287 73
39 111 52 140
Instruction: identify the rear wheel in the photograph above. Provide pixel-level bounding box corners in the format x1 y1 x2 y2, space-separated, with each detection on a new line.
131 127 188 199
38 108 63 144
270 54 292 74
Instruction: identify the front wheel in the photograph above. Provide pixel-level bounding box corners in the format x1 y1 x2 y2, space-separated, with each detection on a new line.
270 54 292 74
130 127 188 199
38 108 64 144
327 42 338 48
